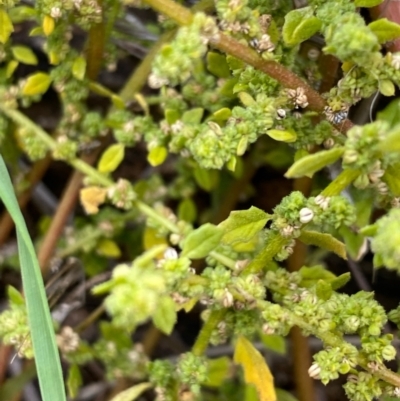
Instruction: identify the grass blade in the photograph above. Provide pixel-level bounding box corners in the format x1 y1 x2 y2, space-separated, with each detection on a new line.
0 154 66 401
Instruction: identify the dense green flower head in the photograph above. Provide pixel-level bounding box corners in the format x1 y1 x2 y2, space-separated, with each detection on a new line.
371 208 400 271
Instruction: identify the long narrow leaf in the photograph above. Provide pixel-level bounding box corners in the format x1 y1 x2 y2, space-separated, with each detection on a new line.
0 155 66 401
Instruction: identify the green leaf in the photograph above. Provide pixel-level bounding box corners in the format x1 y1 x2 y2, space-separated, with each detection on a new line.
207 52 231 78
369 18 400 43
330 272 351 290
379 126 400 153
226 55 245 72
182 108 204 124
315 280 333 301
148 146 167 166
285 147 345 178
22 72 52 96
193 166 219 191
7 285 25 305
8 6 36 23
359 223 378 237
276 388 299 401
178 198 197 223
97 143 125 173
383 165 400 196
299 265 336 288
67 365 82 399
11 45 38 65
97 239 121 258
238 92 256 107
259 332 286 355
377 99 400 127
202 357 231 387
282 7 321 46
0 154 66 401
236 136 248 156
72 56 87 80
354 0 383 6
164 109 180 125
210 107 232 123
234 336 276 401
6 60 19 78
0 7 13 44
219 206 270 246
181 223 223 259
152 296 177 335
109 383 151 401
299 230 347 259
379 79 395 97
0 363 37 400
266 129 297 143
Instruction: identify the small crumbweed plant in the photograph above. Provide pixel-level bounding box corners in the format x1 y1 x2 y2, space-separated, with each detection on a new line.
1 0 400 400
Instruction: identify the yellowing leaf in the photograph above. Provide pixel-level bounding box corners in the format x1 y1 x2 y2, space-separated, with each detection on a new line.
143 226 168 255
148 146 167 166
98 143 125 173
234 336 276 401
42 15 55 36
267 129 297 143
179 297 198 313
109 382 151 401
72 56 87 80
22 72 52 96
0 7 14 44
48 51 60 65
97 239 121 258
80 186 107 214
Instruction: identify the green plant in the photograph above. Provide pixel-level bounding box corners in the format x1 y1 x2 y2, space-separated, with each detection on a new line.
1 0 400 400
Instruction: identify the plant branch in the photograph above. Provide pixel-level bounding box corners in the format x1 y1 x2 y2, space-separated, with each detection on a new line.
321 169 361 197
142 0 353 133
192 309 227 356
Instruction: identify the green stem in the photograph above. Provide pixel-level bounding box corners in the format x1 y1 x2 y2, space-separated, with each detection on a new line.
209 251 236 269
243 232 287 274
85 0 106 80
321 169 361 197
136 201 180 234
0 106 55 150
192 309 227 356
290 313 400 387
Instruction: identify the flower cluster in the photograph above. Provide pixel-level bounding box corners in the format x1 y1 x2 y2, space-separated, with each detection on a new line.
370 208 400 272
0 291 33 359
272 191 355 239
92 261 167 331
149 13 219 88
